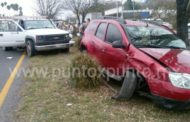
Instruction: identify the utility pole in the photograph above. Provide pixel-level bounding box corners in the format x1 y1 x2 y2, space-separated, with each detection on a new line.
117 1 119 17
121 0 124 19
132 0 135 19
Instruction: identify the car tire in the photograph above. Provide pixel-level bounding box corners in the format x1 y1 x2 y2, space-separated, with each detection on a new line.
26 40 35 57
80 47 87 54
112 70 137 100
3 47 13 51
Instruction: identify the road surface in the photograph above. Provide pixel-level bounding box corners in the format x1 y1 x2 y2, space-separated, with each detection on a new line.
0 48 26 122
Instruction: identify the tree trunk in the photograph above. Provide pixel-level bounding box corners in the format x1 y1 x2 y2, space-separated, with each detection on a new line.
176 0 189 46
76 13 80 26
82 12 87 23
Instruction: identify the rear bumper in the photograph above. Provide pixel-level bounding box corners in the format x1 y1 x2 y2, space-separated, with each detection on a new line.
152 95 190 110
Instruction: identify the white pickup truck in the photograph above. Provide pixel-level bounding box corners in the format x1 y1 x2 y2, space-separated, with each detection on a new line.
0 18 72 57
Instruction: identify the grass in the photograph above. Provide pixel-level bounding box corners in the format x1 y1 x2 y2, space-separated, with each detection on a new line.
15 47 190 122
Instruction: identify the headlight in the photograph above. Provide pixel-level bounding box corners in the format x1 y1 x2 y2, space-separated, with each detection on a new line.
169 72 190 89
69 34 73 38
65 34 71 40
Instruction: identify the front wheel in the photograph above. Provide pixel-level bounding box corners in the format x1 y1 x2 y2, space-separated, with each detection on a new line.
112 70 137 100
26 41 35 57
63 47 70 53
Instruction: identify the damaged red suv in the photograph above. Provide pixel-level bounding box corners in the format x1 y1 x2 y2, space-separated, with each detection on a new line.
80 18 190 110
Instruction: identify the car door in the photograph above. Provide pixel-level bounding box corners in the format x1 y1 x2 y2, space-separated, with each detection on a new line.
92 22 108 65
0 20 25 47
101 23 128 76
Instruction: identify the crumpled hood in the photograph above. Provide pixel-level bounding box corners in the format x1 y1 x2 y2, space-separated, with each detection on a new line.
140 48 190 73
25 28 69 35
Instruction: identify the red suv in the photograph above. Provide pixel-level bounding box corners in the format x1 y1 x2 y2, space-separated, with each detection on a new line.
80 18 190 110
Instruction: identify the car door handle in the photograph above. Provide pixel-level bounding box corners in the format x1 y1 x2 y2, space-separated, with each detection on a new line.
0 34 3 36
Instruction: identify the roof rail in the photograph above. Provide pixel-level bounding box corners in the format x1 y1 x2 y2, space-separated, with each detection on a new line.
99 16 126 24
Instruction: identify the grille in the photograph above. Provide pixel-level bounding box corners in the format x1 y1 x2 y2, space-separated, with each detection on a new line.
36 34 70 46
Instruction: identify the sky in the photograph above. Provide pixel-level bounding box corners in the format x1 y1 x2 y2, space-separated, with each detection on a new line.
0 0 146 17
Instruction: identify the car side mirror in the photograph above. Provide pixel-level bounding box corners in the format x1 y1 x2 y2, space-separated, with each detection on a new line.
112 40 126 48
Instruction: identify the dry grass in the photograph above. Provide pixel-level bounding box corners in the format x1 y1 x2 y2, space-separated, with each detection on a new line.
15 47 190 122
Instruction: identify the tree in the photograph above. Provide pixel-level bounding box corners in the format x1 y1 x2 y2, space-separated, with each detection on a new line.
1 3 4 8
7 5 11 10
87 0 117 13
10 4 19 11
3 2 7 6
63 0 96 25
176 0 189 46
35 0 62 19
10 4 19 15
124 0 133 10
19 7 23 16
1 3 5 16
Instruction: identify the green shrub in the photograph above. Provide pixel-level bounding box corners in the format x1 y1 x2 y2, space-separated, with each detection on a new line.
70 54 102 89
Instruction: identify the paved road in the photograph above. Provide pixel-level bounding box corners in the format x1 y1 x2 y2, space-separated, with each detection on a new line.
0 48 27 122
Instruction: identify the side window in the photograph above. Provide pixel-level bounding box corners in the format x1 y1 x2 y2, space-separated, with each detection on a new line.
106 24 122 44
0 20 9 32
95 23 107 40
8 21 18 32
0 20 20 32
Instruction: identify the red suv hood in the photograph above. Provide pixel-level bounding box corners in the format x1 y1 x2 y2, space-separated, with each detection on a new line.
140 48 190 73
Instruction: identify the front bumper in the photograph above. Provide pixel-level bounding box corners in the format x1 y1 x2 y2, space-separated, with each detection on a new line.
152 95 190 110
35 40 75 51
35 43 70 51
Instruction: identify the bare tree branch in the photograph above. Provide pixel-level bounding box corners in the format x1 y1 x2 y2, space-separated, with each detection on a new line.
62 0 96 25
35 0 62 19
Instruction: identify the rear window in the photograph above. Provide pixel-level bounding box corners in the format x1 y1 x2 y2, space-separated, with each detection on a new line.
85 21 99 34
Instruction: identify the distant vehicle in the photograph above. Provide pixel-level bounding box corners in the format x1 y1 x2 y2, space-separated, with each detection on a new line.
0 17 73 57
80 18 190 110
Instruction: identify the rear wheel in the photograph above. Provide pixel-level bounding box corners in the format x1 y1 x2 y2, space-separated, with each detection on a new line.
26 40 35 57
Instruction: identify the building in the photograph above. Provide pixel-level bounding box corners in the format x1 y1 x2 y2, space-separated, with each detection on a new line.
105 7 152 19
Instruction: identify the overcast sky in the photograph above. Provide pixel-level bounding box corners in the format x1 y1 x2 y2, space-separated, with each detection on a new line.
0 0 146 17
